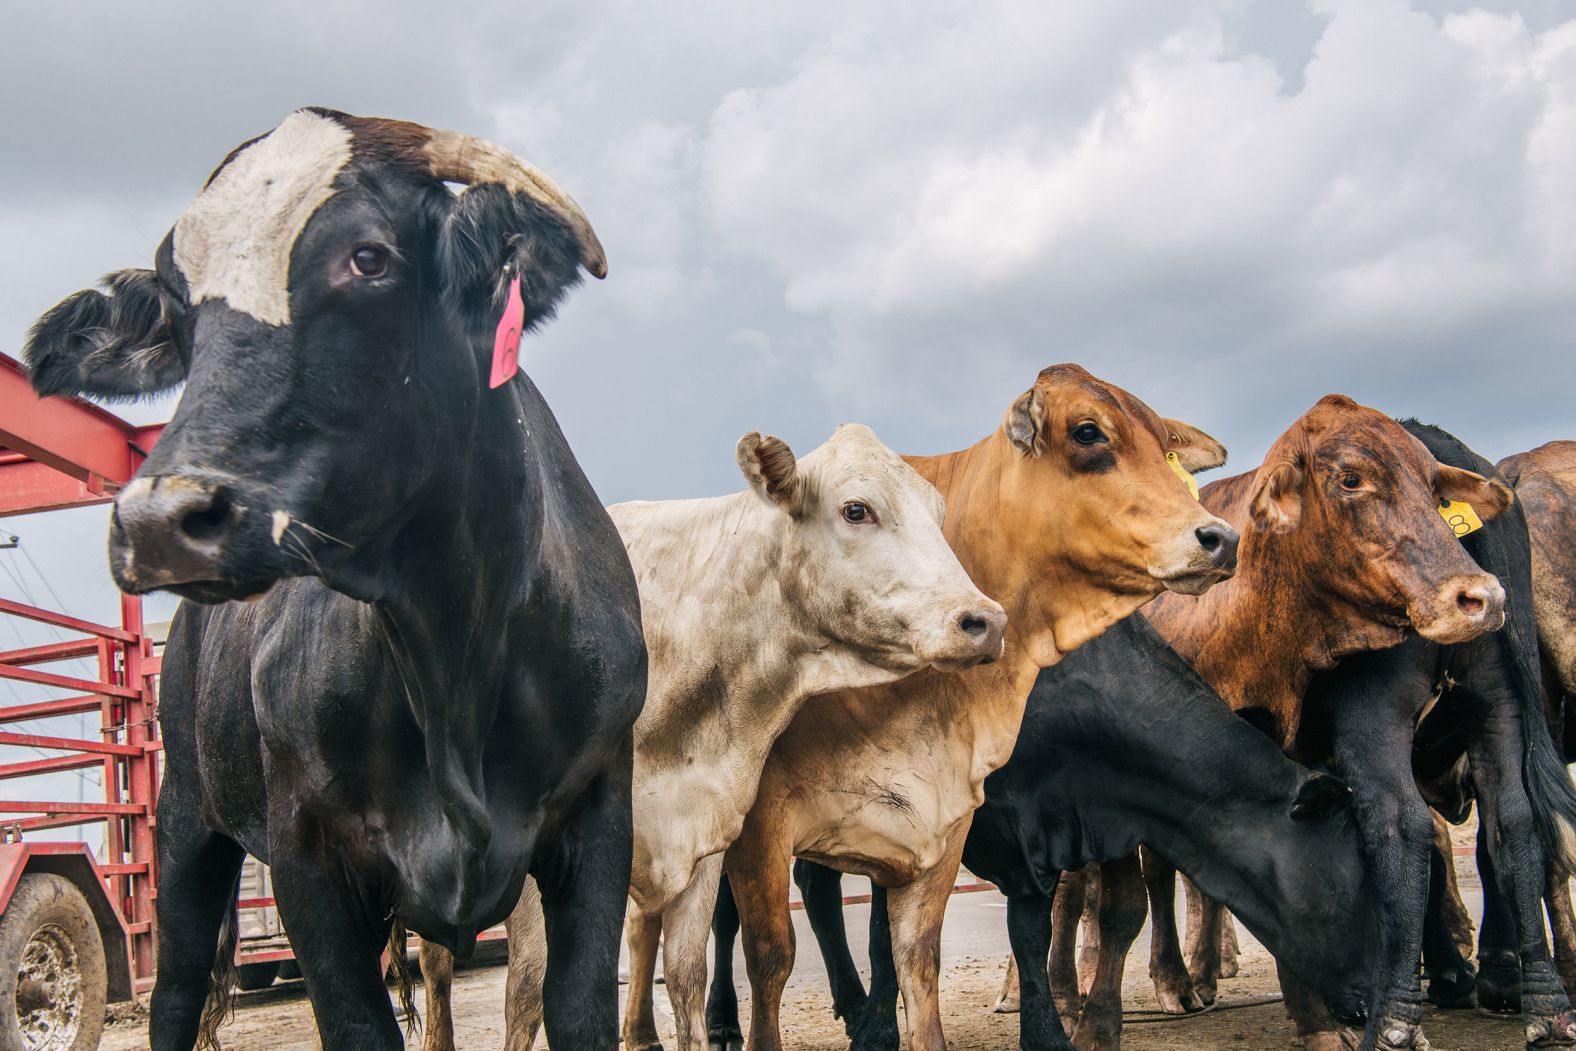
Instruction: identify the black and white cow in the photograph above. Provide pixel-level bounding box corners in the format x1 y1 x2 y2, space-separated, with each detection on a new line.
24 108 646 1051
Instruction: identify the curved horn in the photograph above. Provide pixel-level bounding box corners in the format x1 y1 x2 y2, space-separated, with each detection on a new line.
423 129 607 279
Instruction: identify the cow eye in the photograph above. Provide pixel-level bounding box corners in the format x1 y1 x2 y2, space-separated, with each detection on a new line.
350 246 389 278
842 502 877 525
1072 423 1106 445
1340 473 1362 491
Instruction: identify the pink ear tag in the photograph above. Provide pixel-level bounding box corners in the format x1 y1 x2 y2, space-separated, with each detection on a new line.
489 274 525 389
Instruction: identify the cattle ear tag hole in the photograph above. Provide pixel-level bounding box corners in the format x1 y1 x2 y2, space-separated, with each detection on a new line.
1166 452 1200 500
1438 499 1483 538
489 273 525 390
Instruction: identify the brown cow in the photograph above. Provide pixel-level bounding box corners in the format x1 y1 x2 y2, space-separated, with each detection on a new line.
717 364 1238 1051
1057 399 1520 1050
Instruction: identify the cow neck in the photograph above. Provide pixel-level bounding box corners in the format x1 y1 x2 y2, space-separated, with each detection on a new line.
1151 475 1343 751
371 379 541 858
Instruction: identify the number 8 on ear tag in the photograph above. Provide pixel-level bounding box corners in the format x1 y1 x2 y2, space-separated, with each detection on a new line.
490 274 525 389
1166 452 1200 500
1438 499 1483 538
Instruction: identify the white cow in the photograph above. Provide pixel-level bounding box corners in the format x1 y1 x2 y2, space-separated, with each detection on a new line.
420 423 1005 1051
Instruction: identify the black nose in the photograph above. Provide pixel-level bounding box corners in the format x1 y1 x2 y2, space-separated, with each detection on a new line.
955 607 1008 662
1195 522 1239 570
112 475 238 587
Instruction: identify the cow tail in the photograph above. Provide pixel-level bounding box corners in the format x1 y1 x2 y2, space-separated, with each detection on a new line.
197 903 239 1051
388 919 422 1041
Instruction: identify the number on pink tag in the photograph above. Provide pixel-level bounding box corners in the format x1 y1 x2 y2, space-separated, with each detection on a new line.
490 274 525 389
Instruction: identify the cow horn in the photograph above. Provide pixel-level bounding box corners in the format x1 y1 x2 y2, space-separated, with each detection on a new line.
422 127 607 279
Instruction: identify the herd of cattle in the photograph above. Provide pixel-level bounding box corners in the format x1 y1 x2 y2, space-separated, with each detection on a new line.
19 108 1576 1051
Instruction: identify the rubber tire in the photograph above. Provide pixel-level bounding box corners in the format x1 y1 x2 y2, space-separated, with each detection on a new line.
0 872 107 1051
236 961 281 991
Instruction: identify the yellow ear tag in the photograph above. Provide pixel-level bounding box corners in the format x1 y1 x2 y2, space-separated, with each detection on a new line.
1438 499 1483 538
1166 451 1200 500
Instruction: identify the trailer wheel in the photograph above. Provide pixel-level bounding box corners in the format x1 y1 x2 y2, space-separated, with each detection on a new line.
236 961 280 991
0 873 106 1051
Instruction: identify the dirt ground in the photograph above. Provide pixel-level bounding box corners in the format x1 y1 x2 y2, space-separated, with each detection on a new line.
103 830 1535 1050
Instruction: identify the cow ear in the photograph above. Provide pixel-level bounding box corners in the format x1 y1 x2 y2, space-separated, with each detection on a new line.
1250 459 1303 533
738 433 802 515
1164 418 1228 474
23 269 183 401
1291 770 1351 821
1436 464 1513 523
436 184 594 347
1004 387 1046 457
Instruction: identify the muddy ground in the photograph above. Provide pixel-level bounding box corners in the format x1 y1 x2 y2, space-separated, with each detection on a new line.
104 831 1533 1050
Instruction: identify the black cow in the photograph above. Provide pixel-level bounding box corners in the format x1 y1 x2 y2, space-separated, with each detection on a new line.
23 108 646 1051
706 614 1375 1051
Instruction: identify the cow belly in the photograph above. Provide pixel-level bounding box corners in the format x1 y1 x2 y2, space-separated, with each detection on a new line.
788 766 974 887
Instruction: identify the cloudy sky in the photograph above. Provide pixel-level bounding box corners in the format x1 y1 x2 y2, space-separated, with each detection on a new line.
3 0 1575 642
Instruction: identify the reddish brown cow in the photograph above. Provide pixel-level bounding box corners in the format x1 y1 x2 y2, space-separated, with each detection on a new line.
1076 399 1523 1051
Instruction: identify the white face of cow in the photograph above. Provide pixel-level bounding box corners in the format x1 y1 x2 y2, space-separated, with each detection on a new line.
738 424 1006 673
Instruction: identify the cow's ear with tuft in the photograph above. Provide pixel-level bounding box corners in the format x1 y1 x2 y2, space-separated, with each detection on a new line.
436 184 592 348
1164 418 1228 474
1436 464 1514 523
737 432 802 515
1004 388 1045 457
23 270 183 401
1250 459 1303 533
1291 770 1351 821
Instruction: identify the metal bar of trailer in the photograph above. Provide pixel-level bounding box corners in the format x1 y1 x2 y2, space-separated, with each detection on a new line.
0 695 103 723
0 354 160 488
0 458 117 516
0 638 100 665
0 662 139 698
0 799 144 815
0 730 141 756
0 596 134 643
0 752 102 779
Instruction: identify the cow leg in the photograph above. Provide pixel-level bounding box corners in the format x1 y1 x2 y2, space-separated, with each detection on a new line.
1421 821 1476 1010
1140 848 1204 1013
1076 866 1101 998
848 884 901 1051
706 874 744 1051
1048 867 1090 1017
419 942 457 1051
1279 965 1361 1051
1007 887 1074 1051
1182 883 1224 1006
1477 822 1522 1012
1216 901 1240 979
1071 855 1145 1051
996 954 1022 1014
1325 664 1437 1051
1464 691 1576 1047
885 824 971 1051
663 854 727 1051
725 814 795 1051
147 777 246 1051
537 745 636 1051
268 839 403 1048
1547 862 1576 999
623 907 665 1051
794 859 869 1029
502 877 548 1051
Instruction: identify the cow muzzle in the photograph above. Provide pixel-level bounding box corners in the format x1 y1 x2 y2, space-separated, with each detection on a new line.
1412 574 1507 645
1153 518 1240 595
927 603 1008 672
109 474 275 599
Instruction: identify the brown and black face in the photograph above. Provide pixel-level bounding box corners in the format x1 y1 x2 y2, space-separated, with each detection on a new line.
1001 364 1239 601
22 108 604 603
1249 395 1512 647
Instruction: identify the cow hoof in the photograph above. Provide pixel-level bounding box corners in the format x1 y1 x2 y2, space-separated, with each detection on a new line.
1424 966 1477 1009
1299 1030 1360 1051
993 994 1021 1014
708 1038 744 1051
1526 1009 1576 1047
1152 977 1206 1014
1194 980 1218 1008
1217 957 1239 980
630 1042 664 1051
1374 1020 1430 1051
1478 953 1524 1014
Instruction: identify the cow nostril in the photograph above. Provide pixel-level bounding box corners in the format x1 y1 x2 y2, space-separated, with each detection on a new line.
180 491 234 542
1196 526 1222 553
959 615 988 638
1458 591 1486 616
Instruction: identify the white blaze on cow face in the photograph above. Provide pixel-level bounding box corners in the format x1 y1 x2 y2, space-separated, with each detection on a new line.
173 109 354 326
774 424 1005 674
